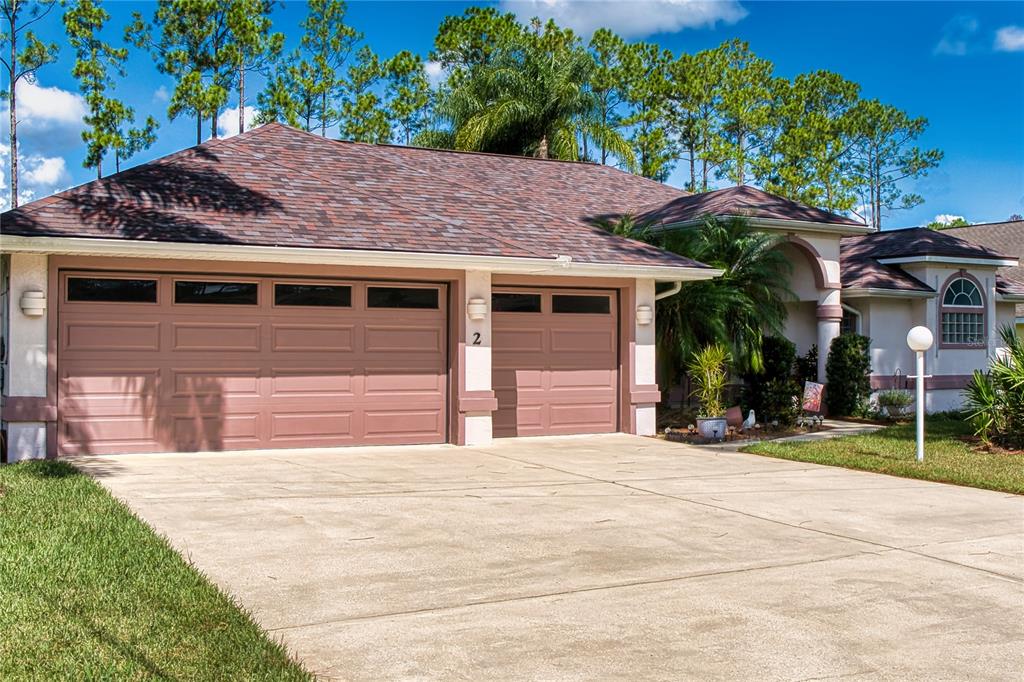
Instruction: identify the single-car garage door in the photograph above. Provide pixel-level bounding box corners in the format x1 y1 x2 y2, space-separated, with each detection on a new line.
492 288 618 437
58 271 447 454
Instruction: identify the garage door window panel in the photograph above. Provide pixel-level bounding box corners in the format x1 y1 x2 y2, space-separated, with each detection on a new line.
274 283 352 307
174 280 258 305
67 277 158 303
367 286 439 309
492 292 542 313
552 294 611 314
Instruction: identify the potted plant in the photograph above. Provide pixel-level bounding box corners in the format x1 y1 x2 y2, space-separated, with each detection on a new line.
688 344 730 440
876 389 912 420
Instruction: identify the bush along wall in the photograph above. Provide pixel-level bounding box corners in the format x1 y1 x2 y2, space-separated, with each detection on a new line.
825 334 872 416
742 336 802 426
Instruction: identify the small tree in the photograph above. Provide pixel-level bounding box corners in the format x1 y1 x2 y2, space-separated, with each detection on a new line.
825 334 872 416
688 344 730 419
743 336 801 426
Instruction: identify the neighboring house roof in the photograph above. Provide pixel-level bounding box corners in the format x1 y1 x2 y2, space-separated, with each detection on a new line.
943 220 1024 317
633 185 866 228
840 226 1022 299
1 123 708 271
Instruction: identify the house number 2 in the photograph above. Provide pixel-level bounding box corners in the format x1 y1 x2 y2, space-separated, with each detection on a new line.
472 332 482 346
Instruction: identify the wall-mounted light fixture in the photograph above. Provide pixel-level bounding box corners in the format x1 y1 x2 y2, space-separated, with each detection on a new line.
467 297 487 321
636 304 653 325
20 290 46 317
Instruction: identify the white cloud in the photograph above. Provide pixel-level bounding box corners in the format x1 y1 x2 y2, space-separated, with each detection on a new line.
0 143 69 211
21 155 69 187
933 15 978 56
217 105 259 138
500 0 746 39
153 85 170 103
995 25 1024 52
424 60 447 87
931 213 968 226
0 79 87 158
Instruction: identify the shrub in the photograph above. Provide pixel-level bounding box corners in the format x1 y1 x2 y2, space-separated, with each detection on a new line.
825 334 872 416
743 336 801 426
876 389 912 419
963 325 1024 448
795 345 818 383
688 344 730 418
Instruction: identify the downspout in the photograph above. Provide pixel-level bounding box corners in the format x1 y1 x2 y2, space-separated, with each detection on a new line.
655 281 683 300
840 302 861 334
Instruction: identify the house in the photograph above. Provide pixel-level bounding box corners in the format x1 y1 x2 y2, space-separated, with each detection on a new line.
638 188 1023 412
940 220 1024 336
2 123 1016 460
0 123 720 460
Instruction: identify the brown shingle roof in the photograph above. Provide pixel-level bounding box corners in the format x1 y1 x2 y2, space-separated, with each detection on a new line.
942 220 1024 316
634 185 866 228
1 123 709 271
840 226 1021 297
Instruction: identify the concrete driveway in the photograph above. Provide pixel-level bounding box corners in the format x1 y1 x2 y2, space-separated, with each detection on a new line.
77 434 1023 680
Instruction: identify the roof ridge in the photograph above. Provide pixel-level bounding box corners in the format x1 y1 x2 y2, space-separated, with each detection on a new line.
227 127 556 260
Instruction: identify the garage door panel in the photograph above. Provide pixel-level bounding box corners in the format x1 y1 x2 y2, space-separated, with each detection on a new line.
364 325 444 353
172 322 261 352
493 288 618 438
58 272 447 454
363 409 444 442
271 324 354 352
171 369 261 398
549 328 616 353
270 369 356 397
172 413 262 451
270 412 355 441
65 321 161 352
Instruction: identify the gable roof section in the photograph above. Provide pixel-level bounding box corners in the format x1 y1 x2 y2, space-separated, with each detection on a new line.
942 221 1024 315
1 123 708 271
840 226 1021 297
633 185 866 229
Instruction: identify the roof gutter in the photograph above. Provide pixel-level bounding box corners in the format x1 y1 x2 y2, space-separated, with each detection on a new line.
0 235 723 283
654 281 683 300
655 215 873 237
877 255 1019 268
842 287 936 299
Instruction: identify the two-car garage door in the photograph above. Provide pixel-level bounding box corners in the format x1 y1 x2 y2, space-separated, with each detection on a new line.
58 272 448 455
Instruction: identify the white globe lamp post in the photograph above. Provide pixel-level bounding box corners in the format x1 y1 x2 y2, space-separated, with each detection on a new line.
906 326 934 462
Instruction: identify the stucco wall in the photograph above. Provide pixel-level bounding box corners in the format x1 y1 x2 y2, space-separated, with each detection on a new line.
783 301 818 355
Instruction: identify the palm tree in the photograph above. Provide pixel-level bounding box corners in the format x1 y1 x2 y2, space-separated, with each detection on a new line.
611 215 793 380
659 216 793 376
419 27 633 166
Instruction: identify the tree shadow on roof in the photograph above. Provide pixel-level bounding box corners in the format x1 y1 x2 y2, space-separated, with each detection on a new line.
4 153 283 245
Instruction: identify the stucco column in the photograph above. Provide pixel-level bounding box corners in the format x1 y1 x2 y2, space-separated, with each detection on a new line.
632 278 659 436
4 253 49 461
816 288 842 383
461 270 494 445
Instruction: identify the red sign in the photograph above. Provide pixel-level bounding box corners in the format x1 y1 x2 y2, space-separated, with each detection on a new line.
802 381 824 413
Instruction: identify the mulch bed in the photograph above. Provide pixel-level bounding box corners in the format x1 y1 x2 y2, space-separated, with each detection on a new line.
661 423 832 446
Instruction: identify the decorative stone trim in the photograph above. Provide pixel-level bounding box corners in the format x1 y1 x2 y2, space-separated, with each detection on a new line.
0 396 57 422
870 374 973 391
816 304 844 320
630 385 662 404
457 390 498 413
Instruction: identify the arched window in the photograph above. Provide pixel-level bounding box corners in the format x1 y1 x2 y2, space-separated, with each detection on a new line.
940 276 985 346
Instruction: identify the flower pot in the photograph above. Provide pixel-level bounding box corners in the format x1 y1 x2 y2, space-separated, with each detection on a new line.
696 417 728 441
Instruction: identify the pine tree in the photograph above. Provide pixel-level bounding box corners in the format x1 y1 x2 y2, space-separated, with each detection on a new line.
1 0 59 208
384 50 430 145
301 0 361 136
226 0 281 135
64 0 157 178
340 45 388 143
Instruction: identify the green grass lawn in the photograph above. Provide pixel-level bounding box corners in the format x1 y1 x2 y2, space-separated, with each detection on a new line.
0 460 312 680
743 415 1024 495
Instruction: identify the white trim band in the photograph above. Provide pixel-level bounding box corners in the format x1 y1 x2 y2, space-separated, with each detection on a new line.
0 235 723 282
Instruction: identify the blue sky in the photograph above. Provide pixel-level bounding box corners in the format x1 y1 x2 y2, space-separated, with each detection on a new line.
6 0 1023 227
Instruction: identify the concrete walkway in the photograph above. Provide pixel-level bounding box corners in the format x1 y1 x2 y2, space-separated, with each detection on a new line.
694 419 884 452
76 435 1023 680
